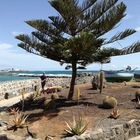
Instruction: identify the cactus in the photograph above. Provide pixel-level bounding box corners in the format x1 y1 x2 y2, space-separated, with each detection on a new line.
91 72 105 93
65 115 88 136
99 71 104 94
51 93 59 100
56 86 62 92
136 98 140 109
103 96 117 109
44 99 56 110
135 89 140 101
110 108 120 119
4 92 9 99
8 111 28 131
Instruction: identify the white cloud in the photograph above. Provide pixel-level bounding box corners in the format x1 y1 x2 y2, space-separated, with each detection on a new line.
123 14 133 20
0 43 13 51
11 31 23 36
0 42 64 70
135 27 140 31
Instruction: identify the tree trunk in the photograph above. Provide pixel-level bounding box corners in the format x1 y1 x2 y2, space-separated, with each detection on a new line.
68 62 77 100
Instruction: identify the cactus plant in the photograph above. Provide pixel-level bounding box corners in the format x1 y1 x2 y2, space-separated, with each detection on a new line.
135 89 140 101
56 86 62 92
8 111 28 131
110 108 120 119
44 99 56 110
77 87 80 103
103 96 117 109
51 93 59 100
4 92 9 99
99 71 104 94
8 107 19 115
65 115 88 136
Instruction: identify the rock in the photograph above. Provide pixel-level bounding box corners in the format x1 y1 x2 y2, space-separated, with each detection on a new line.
0 133 14 140
90 129 104 140
61 137 77 140
91 75 99 90
23 136 40 140
0 120 8 127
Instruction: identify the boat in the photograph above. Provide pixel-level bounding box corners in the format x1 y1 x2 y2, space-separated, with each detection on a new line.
17 73 72 78
134 73 140 82
104 71 134 82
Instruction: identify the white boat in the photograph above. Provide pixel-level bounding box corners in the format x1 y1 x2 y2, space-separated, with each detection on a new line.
18 73 72 78
104 71 134 82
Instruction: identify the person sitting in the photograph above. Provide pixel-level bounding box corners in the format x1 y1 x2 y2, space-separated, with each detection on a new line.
126 65 131 71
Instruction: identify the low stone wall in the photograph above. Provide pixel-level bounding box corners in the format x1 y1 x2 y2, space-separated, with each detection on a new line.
62 119 140 140
0 75 94 100
1 119 140 140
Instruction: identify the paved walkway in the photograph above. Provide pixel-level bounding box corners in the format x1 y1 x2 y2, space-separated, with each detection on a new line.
130 136 140 140
0 92 32 111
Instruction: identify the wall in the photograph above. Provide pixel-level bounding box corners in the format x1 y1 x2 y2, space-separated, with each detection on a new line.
62 119 140 140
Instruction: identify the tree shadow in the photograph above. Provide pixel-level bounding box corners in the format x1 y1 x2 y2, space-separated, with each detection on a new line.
131 85 140 88
88 92 99 94
27 109 60 123
7 97 99 124
55 98 98 108
0 106 9 112
98 104 113 109
10 97 46 111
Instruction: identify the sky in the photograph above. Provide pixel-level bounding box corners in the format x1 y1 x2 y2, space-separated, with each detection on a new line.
0 0 140 71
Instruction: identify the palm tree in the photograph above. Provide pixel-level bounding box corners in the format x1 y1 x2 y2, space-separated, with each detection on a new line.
16 0 139 100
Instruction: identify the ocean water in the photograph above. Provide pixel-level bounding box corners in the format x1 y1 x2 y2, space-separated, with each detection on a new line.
0 70 140 82
0 70 95 82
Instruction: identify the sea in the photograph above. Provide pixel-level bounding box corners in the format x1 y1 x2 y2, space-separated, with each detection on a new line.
0 70 140 83
0 70 96 82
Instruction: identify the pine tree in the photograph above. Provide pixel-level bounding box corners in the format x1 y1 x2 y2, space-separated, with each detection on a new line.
16 0 139 99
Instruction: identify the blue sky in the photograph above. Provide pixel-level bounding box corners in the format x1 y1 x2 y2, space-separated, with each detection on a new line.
0 0 140 71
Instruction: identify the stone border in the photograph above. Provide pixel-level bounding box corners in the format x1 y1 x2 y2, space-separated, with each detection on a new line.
62 119 140 140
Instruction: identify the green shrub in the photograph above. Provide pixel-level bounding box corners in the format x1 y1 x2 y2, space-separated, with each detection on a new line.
103 96 117 109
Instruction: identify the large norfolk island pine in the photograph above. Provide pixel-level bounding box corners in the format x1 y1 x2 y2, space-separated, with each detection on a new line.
16 0 140 100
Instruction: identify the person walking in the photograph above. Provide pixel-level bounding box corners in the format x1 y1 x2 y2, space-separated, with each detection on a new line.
40 72 47 94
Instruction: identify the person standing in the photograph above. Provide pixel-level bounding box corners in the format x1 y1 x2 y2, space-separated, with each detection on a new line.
40 72 47 94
